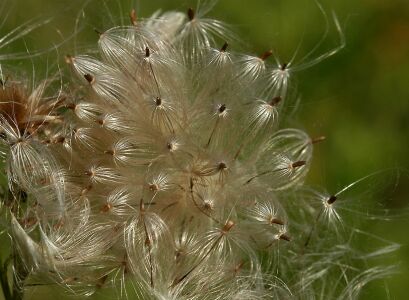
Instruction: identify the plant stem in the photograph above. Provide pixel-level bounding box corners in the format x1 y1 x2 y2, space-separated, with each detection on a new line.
0 255 12 300
11 249 27 300
0 251 27 300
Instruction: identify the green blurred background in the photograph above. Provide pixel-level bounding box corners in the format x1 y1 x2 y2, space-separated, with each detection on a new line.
1 0 408 299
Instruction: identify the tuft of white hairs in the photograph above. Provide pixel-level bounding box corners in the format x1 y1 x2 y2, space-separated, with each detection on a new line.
0 1 402 300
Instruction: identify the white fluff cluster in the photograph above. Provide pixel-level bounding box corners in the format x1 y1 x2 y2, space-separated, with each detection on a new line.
0 3 398 300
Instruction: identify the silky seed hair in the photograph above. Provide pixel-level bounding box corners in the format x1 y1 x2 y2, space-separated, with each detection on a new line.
0 1 401 299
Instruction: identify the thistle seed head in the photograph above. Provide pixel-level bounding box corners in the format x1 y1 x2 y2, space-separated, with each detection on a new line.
0 2 396 300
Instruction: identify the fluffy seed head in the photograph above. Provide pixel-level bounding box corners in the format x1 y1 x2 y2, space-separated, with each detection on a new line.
0 2 397 300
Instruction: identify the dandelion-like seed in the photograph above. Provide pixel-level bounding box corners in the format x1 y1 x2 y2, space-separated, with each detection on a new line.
0 2 402 300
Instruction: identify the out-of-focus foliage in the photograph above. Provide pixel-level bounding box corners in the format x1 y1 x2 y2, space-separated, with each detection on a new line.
0 0 408 299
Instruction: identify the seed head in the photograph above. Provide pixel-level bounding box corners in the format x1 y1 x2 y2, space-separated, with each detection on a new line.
0 3 395 300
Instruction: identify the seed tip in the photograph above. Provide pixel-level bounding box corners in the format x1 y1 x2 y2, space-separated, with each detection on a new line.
311 136 326 144
130 9 137 26
64 55 74 64
222 220 235 233
94 28 103 36
259 50 273 60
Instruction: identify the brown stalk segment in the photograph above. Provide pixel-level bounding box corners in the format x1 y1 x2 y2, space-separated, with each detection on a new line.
64 55 74 64
291 160 306 168
222 220 235 233
270 218 285 226
259 50 273 60
311 136 326 144
130 9 137 26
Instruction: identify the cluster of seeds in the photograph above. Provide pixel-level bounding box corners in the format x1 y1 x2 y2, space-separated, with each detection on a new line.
0 4 396 300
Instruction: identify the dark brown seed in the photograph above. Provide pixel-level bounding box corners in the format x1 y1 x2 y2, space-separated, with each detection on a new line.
279 234 291 242
187 8 195 21
65 103 76 110
53 136 65 144
269 96 282 106
84 73 94 84
270 218 285 226
327 195 337 205
149 184 158 192
291 160 306 168
218 104 226 113
218 162 227 170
